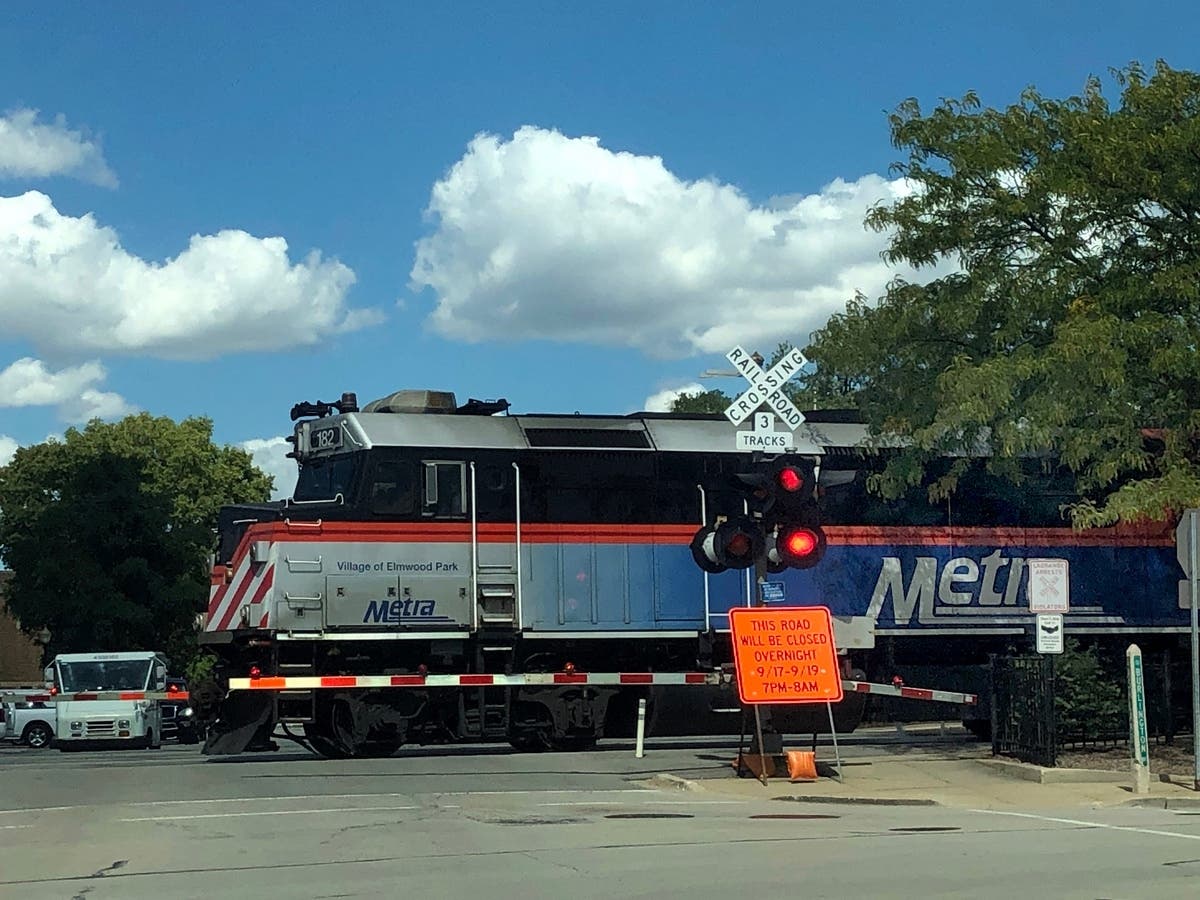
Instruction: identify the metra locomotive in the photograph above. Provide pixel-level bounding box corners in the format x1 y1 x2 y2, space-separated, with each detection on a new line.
198 389 1189 757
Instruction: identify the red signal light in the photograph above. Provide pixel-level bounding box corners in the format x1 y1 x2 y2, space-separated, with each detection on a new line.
784 528 818 557
777 467 804 492
727 532 752 559
775 524 826 569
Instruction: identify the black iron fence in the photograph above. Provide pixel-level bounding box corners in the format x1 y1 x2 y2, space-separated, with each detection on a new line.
991 654 1057 767
989 646 1194 766
1055 649 1192 752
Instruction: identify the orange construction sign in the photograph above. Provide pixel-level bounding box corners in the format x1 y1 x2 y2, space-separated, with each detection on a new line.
728 606 843 705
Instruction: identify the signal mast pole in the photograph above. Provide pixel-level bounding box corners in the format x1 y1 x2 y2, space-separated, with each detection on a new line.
750 448 772 784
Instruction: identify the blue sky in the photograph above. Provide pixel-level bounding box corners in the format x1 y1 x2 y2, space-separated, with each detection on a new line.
1 2 1197 495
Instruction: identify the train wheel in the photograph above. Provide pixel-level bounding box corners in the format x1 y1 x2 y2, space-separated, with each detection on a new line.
328 699 403 758
302 724 351 759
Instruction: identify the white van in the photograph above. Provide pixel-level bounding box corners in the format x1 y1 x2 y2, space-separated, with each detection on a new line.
46 652 167 750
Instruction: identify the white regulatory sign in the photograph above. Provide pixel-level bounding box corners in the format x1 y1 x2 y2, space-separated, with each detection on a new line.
1036 614 1064 654
1178 509 1199 579
723 345 808 430
736 412 794 451
1177 508 1198 610
1028 558 1069 613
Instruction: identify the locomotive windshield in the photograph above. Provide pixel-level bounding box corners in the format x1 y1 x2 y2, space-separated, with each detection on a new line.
294 454 358 502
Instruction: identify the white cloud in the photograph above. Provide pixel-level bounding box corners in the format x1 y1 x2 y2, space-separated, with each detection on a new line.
240 436 297 500
0 191 379 360
0 435 16 466
0 108 117 187
412 126 924 358
0 356 135 423
62 389 137 423
642 382 705 413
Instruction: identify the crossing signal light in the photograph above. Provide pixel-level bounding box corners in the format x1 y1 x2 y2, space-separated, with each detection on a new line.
690 517 765 573
765 458 826 570
776 465 804 494
774 523 826 569
691 457 826 573
764 524 826 572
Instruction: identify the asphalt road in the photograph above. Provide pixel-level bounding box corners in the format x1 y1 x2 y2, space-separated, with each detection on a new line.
3 736 1200 899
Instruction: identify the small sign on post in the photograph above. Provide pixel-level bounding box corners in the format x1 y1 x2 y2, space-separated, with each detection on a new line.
760 581 785 604
729 606 844 785
1036 614 1064 655
1127 644 1151 795
1029 559 1070 613
729 607 843 704
1176 508 1200 793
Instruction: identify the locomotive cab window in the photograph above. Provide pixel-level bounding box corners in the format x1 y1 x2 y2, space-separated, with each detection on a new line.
422 461 466 518
294 454 358 502
370 460 418 515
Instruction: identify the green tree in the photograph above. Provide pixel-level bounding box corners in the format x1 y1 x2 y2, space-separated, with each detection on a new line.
669 389 729 414
806 61 1200 525
0 415 273 665
1054 640 1126 742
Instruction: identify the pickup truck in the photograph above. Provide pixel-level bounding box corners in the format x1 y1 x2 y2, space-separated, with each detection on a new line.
0 693 56 748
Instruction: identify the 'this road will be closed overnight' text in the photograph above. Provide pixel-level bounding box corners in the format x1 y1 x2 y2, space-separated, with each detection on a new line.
738 617 833 695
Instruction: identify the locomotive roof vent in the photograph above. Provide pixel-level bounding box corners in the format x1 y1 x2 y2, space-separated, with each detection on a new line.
362 390 459 414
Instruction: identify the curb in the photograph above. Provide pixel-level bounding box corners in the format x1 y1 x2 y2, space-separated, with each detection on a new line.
646 773 704 792
772 794 940 807
1121 796 1200 810
976 758 1128 784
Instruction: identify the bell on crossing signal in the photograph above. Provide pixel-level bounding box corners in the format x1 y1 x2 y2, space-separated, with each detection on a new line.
690 517 765 573
690 524 727 574
764 531 788 574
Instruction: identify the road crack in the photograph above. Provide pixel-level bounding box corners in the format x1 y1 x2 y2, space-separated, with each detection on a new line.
521 850 585 876
92 860 128 878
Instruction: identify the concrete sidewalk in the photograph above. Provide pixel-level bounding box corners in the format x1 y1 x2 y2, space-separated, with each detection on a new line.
651 753 1200 810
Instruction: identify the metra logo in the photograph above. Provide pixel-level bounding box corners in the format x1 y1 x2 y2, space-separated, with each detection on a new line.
866 551 1035 625
362 599 451 624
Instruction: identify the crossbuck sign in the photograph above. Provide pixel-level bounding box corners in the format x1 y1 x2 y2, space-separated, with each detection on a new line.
723 345 808 430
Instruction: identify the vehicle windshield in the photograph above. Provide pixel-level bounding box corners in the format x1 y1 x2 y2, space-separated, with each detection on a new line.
57 660 153 692
294 455 357 502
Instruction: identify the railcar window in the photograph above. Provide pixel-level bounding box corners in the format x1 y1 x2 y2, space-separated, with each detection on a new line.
655 453 711 524
518 451 656 523
423 462 466 518
818 463 1078 527
370 460 418 515
294 455 357 501
474 463 516 521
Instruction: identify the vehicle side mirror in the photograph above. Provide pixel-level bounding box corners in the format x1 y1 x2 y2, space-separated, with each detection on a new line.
43 665 54 687
154 665 167 690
